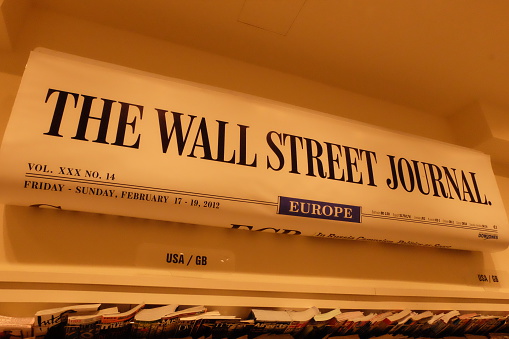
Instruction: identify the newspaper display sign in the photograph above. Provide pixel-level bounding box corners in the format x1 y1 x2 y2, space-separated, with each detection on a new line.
0 49 508 252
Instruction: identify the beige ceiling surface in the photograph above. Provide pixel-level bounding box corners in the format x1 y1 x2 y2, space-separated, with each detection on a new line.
29 0 509 118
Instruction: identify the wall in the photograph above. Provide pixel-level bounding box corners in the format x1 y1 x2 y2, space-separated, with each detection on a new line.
1 6 509 316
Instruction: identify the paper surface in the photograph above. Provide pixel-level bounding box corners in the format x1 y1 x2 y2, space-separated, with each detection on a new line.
0 48 507 252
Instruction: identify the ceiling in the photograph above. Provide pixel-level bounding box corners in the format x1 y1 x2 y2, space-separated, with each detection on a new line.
27 0 509 118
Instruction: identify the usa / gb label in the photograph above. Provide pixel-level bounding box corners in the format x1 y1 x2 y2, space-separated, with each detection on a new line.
135 243 235 271
476 270 505 290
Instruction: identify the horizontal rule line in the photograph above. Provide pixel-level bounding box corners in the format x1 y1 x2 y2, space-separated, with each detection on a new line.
24 172 278 206
363 213 499 233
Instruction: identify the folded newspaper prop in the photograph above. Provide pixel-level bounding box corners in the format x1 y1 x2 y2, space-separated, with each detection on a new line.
0 48 508 251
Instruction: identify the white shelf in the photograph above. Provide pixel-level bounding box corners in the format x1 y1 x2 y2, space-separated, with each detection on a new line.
2 268 509 312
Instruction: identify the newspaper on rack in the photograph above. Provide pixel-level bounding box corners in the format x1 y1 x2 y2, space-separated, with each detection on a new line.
391 310 433 336
0 315 35 339
336 313 376 336
300 308 342 339
323 311 365 337
157 305 207 339
97 304 144 339
286 307 321 336
368 309 412 336
64 307 118 339
33 304 101 339
250 307 320 337
130 304 178 339
189 314 242 339
171 311 222 338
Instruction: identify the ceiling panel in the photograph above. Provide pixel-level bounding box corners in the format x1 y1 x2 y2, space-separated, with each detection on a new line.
28 0 509 117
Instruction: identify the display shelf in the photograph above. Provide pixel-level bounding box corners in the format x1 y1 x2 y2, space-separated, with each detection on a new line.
2 289 509 313
2 269 509 314
1 267 508 297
